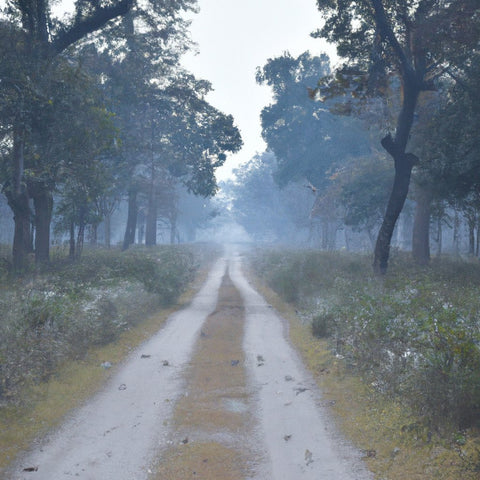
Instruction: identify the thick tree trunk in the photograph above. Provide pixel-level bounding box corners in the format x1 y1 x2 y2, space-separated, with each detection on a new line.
122 189 138 251
10 196 31 271
464 209 477 256
412 186 431 265
5 124 33 270
373 79 420 274
32 189 53 264
373 156 414 273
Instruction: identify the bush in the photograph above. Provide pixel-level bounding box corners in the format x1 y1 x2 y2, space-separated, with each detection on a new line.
251 248 480 430
0 246 200 405
311 312 335 338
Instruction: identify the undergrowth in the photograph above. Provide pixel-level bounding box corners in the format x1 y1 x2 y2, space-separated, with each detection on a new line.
0 245 202 405
250 247 480 477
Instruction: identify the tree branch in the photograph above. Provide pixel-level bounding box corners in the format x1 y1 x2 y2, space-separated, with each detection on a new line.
370 0 414 80
381 133 397 157
52 0 134 54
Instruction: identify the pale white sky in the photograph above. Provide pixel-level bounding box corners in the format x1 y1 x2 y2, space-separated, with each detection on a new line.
181 0 335 180
54 0 335 180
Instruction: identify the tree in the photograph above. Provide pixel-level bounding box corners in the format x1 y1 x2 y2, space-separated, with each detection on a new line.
314 0 480 273
53 100 118 258
412 58 480 259
228 152 313 243
0 0 133 269
257 52 370 190
334 154 393 245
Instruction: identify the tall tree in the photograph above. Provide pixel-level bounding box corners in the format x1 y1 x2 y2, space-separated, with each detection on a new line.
0 0 133 269
314 0 480 273
257 52 370 190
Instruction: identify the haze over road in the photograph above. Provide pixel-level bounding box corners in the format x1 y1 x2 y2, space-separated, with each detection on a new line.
10 247 372 480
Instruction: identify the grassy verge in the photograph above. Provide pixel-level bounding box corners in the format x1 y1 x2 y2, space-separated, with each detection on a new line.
0 244 219 473
246 248 480 479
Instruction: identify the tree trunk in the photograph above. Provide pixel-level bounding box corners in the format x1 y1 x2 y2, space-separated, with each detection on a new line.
122 189 138 250
453 209 460 255
10 196 31 271
468 218 475 256
435 217 443 257
32 189 53 264
105 213 111 248
145 182 157 246
476 223 480 257
169 213 177 245
69 221 75 260
77 223 85 258
373 154 415 273
373 79 420 274
6 123 32 271
412 185 431 265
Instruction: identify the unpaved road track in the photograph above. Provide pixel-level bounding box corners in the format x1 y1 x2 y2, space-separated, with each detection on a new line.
9 247 372 480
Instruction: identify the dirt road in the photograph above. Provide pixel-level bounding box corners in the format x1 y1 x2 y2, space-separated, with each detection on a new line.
9 248 372 480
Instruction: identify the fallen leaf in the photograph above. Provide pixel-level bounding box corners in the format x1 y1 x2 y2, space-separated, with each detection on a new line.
295 387 308 395
305 449 314 465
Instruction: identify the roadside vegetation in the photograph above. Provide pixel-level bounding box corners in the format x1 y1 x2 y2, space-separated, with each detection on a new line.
0 245 207 406
0 244 218 471
249 247 480 479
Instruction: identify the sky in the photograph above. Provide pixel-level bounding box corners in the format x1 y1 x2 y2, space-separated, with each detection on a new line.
181 0 335 180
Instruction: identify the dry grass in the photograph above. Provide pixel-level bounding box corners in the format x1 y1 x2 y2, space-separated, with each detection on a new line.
0 266 209 474
151 272 256 480
153 442 245 480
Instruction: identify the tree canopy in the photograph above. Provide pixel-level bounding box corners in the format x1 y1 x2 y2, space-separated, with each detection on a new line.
314 0 480 272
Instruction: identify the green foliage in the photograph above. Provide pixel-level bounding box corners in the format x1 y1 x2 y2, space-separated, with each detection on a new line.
257 51 370 189
0 246 198 404
53 247 196 304
251 248 480 429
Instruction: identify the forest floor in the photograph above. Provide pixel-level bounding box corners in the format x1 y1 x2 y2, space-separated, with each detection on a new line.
6 247 372 480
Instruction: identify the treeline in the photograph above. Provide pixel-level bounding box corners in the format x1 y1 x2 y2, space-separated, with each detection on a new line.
230 1 479 271
0 1 242 271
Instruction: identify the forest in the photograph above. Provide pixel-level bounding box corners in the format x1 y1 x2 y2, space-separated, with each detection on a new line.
0 1 479 273
1 1 480 478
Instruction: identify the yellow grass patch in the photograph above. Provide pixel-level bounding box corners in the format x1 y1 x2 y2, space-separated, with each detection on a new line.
151 272 255 479
153 442 244 480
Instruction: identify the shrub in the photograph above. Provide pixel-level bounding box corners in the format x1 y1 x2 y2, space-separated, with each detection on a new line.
0 246 200 405
251 248 480 430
